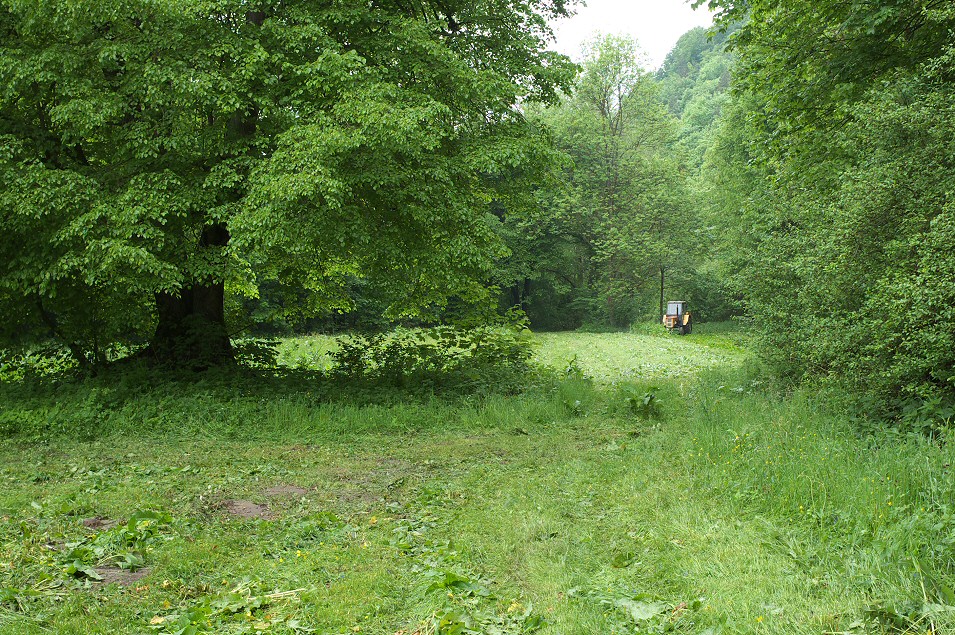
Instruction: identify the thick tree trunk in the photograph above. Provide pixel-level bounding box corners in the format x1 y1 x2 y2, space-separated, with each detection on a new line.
150 287 232 367
148 224 233 367
148 7 262 368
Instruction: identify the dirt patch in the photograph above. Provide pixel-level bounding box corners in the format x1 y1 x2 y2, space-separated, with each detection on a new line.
95 567 151 587
82 517 119 531
264 485 309 498
328 457 416 505
220 499 271 519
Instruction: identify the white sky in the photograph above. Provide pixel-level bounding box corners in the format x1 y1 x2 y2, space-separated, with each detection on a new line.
550 0 715 69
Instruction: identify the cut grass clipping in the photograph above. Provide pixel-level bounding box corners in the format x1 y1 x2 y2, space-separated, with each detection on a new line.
1 329 953 634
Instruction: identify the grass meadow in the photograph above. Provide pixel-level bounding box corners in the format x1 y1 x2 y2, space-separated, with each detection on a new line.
1 327 953 634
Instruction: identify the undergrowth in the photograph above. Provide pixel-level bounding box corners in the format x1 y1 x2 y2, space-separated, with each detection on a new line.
0 325 540 440
1 331 954 633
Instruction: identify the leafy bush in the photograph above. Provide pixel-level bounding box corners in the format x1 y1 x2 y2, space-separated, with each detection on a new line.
703 1 955 432
232 338 280 370
0 347 76 382
618 384 663 419
329 326 536 392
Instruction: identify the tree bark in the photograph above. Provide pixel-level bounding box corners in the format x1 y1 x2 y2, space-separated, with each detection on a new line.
148 224 233 367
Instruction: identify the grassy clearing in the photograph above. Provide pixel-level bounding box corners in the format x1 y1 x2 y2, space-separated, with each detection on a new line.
274 322 750 384
1 329 953 634
533 322 749 383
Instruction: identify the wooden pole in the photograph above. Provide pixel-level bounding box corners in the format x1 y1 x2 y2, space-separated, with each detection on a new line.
659 267 665 321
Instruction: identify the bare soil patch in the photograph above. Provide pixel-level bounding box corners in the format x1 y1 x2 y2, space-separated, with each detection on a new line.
219 499 271 519
329 457 414 504
95 567 151 587
82 517 119 531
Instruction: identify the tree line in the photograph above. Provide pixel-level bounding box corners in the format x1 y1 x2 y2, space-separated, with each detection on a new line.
699 0 955 423
0 0 735 367
496 27 738 330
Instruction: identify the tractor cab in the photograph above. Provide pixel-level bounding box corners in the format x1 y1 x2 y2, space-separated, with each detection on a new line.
663 301 692 335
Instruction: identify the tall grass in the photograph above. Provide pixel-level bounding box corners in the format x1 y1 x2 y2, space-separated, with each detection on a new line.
684 366 955 631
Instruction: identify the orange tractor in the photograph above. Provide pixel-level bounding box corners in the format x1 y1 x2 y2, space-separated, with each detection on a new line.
663 301 692 335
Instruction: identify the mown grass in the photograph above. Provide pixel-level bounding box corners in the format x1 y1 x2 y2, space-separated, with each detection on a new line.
534 322 749 383
1 329 953 635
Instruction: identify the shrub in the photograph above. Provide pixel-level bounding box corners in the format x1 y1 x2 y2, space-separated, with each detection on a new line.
0 347 76 382
232 338 281 370
328 326 536 393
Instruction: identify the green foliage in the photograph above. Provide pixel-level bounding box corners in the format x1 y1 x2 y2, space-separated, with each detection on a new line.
10 504 173 601
0 0 578 366
617 385 662 420
657 25 737 170
500 35 700 329
150 581 325 635
61 510 174 579
659 26 735 235
701 0 955 423
329 326 536 393
0 346 76 382
232 338 281 371
655 26 740 322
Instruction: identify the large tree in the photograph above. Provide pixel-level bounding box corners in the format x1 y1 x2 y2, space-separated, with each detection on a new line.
0 0 577 368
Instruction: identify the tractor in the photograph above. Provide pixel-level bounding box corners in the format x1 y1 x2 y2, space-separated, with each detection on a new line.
663 301 692 335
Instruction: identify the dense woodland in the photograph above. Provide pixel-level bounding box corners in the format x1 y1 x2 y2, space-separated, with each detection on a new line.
2 0 955 425
701 0 955 426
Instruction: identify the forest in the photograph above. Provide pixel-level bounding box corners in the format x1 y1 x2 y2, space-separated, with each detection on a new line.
1 1 955 634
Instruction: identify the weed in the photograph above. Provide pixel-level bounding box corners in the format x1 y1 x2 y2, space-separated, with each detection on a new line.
618 385 662 419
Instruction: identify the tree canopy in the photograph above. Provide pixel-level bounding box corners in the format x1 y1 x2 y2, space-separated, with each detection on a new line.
494 35 698 329
0 0 577 367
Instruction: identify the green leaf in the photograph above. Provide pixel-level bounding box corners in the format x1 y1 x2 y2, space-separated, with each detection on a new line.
64 559 102 581
615 598 667 622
